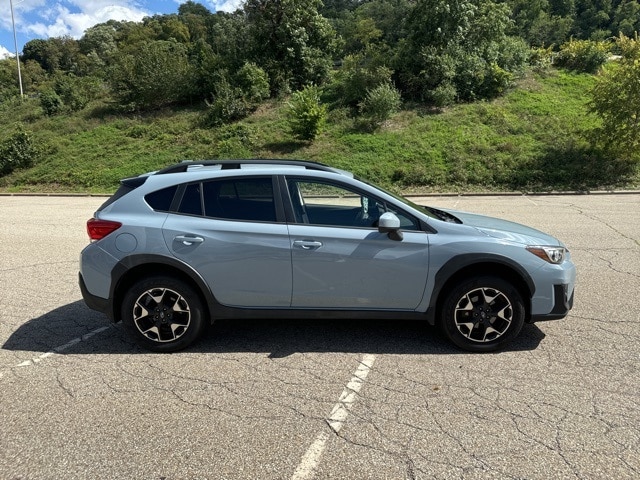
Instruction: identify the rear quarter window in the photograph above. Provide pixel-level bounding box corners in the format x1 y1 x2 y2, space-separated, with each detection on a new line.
145 185 178 212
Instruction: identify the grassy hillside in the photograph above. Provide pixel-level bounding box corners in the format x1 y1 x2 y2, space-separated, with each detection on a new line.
1 69 638 194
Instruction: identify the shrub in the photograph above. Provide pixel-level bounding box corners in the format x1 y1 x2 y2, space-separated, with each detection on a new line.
110 40 196 110
202 66 269 127
480 64 514 99
215 124 255 158
588 34 640 167
430 82 457 108
334 54 394 106
555 39 610 74
529 46 555 71
0 126 40 176
40 91 63 116
286 86 327 141
54 74 102 112
358 83 402 129
203 78 250 127
235 63 270 105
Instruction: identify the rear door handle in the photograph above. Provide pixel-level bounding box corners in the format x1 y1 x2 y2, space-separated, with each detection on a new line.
174 235 204 246
293 240 323 250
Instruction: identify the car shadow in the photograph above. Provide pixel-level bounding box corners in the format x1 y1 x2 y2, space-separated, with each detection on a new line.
2 301 546 357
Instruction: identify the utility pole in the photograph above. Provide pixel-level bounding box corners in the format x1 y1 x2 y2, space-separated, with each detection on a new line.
9 0 24 99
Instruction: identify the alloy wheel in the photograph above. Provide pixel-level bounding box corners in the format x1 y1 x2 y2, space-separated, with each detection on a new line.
132 287 191 343
453 287 513 343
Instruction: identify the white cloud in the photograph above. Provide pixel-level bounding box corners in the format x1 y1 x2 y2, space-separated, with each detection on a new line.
26 3 147 40
0 0 46 32
0 1 147 46
194 1 244 13
217 1 244 12
1 44 14 59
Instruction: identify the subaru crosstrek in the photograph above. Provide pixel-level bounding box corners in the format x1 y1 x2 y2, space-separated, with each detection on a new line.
79 160 576 352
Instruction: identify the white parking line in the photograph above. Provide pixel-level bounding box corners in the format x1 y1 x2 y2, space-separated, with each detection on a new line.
15 326 111 367
292 354 376 480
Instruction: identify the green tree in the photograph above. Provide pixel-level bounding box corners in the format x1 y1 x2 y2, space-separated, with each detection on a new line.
179 1 213 17
336 0 412 55
144 15 191 44
334 53 395 106
113 21 159 53
397 0 527 103
0 59 20 100
22 36 84 74
79 23 119 63
178 1 211 42
612 0 640 37
244 0 338 93
206 12 252 71
110 40 196 110
573 0 614 39
589 34 640 164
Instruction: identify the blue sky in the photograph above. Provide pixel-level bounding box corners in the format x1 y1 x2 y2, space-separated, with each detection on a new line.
0 0 243 59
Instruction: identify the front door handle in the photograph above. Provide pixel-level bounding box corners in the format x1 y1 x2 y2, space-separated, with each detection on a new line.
174 235 204 246
293 240 323 250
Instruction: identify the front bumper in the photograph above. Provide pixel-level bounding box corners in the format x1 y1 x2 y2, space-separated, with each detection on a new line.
529 283 575 322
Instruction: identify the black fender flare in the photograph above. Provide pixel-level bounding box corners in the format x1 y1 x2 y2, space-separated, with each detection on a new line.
425 253 535 324
109 254 218 323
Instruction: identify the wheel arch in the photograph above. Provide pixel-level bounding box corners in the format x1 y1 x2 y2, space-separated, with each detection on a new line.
110 255 216 324
428 254 535 324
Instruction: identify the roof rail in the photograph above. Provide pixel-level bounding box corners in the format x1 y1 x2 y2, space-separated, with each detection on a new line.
155 159 339 175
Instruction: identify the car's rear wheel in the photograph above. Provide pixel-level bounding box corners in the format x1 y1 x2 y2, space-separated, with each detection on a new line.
439 276 525 352
121 276 206 352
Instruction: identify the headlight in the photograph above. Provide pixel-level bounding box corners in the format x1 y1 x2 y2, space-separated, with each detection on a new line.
526 246 567 264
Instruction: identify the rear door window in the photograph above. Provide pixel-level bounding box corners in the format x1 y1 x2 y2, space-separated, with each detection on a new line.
177 183 203 216
202 177 276 222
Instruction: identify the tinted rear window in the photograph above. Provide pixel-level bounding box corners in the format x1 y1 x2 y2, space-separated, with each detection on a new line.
203 178 276 222
178 183 203 216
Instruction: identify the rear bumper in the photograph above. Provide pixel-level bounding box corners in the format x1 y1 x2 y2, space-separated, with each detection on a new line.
79 273 114 321
529 283 574 322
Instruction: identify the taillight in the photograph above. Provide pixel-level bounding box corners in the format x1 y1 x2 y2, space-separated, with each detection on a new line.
87 218 122 241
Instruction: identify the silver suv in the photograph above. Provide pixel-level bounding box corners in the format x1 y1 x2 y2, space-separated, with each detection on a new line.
79 160 576 352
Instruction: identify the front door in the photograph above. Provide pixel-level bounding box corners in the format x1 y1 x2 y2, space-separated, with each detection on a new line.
287 178 430 310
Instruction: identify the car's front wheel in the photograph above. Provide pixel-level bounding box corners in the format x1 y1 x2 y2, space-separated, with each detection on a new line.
439 276 525 352
121 276 207 352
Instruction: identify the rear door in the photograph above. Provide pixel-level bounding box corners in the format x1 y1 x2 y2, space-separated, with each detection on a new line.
162 176 292 308
286 178 430 310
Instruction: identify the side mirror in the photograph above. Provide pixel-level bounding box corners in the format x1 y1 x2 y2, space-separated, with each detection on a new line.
377 212 403 241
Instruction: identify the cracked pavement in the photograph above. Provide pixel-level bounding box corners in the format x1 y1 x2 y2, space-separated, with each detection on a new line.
0 194 638 479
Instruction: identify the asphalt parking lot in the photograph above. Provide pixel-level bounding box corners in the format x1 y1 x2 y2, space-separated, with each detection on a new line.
0 193 638 479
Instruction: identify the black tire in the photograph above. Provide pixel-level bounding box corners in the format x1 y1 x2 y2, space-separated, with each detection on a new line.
439 276 525 352
121 276 207 352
